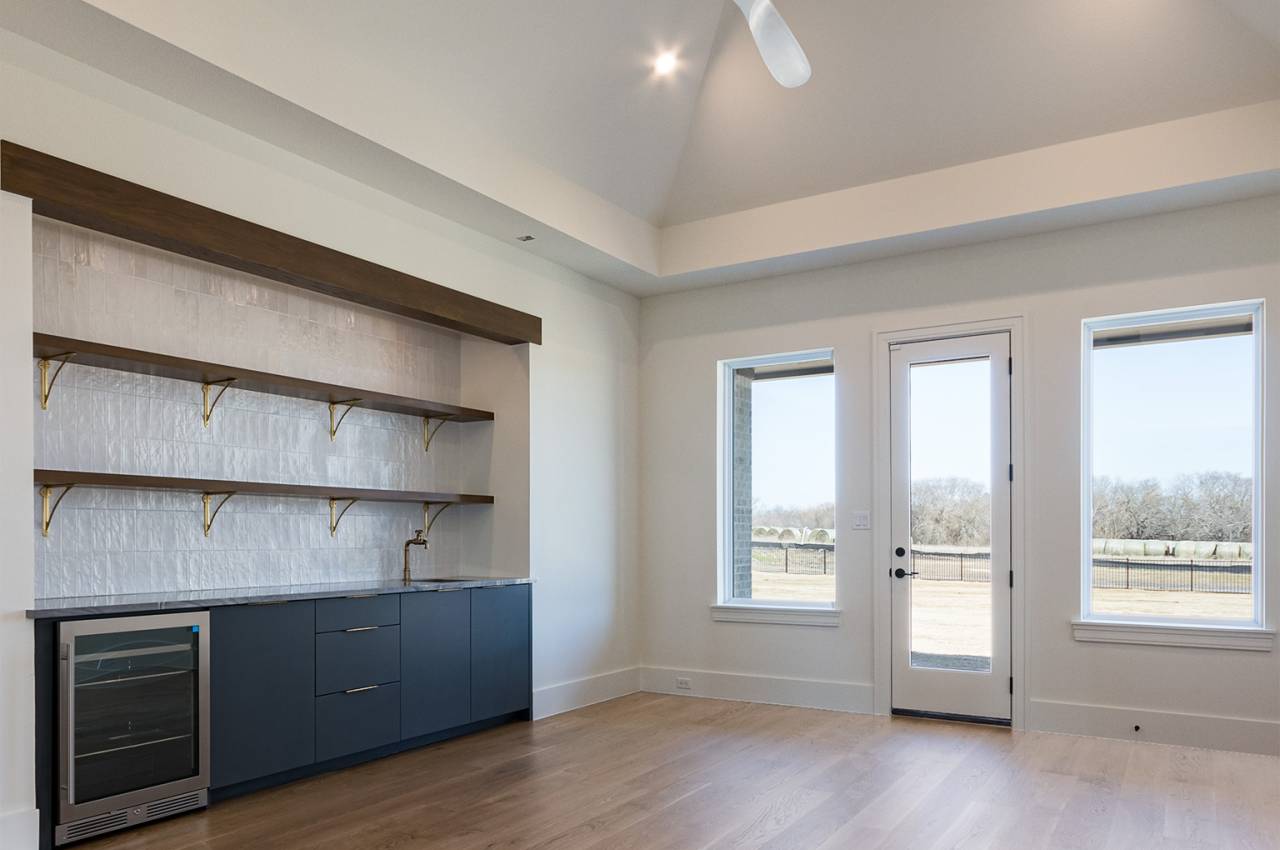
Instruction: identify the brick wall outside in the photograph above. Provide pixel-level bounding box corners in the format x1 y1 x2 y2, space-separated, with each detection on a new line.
731 368 753 599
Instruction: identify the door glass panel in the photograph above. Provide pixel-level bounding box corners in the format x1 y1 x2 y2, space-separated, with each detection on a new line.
72 625 201 803
909 358 992 672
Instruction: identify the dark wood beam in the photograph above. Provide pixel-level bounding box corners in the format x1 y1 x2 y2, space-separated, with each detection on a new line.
2 141 541 346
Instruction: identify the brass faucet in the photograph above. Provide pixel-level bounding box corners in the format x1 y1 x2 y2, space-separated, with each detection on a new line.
403 529 428 583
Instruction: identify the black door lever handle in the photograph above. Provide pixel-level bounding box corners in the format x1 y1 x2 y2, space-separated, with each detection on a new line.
893 568 919 579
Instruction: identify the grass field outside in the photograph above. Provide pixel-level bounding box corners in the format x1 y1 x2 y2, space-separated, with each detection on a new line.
748 570 1254 665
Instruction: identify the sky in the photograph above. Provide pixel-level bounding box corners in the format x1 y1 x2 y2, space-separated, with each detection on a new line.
908 359 991 484
1092 334 1253 483
749 334 1253 509
751 374 835 506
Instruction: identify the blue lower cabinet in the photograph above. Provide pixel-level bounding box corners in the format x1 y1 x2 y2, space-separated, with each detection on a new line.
470 584 532 721
208 584 529 796
401 590 471 739
315 683 401 762
211 601 316 788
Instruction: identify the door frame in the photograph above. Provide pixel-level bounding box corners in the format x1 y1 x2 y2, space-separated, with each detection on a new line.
872 316 1027 729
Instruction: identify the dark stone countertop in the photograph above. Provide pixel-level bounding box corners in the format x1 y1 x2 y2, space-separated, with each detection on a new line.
26 576 533 619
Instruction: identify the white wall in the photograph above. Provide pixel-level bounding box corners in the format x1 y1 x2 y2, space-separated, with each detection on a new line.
0 40 640 839
640 195 1280 754
0 192 37 850
458 336 530 582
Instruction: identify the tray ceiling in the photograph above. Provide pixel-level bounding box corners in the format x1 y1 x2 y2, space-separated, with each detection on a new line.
4 0 1277 294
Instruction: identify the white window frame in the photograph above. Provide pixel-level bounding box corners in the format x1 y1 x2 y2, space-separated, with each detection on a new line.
1076 300 1272 649
714 348 840 625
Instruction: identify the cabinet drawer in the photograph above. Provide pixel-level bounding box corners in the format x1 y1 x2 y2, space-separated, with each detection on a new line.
315 683 400 762
315 625 400 695
315 594 399 633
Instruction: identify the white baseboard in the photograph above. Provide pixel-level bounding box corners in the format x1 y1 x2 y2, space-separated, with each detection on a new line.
532 666 643 719
530 669 1277 758
1029 698 1280 756
532 665 873 720
641 666 875 714
0 807 39 850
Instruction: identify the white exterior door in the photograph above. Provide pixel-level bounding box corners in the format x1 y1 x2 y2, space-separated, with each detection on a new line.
890 332 1012 721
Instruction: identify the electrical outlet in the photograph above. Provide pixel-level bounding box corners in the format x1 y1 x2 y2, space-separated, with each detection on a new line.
675 677 692 690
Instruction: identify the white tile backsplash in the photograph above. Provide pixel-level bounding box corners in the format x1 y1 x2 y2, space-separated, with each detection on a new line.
33 217 472 598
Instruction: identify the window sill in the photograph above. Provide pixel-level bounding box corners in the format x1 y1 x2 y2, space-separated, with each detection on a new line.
710 603 841 627
1071 619 1274 651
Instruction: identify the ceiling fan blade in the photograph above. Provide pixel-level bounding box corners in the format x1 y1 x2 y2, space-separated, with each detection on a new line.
733 0 811 88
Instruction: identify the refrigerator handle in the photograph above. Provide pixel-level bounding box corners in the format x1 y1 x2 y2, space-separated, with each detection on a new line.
58 643 72 807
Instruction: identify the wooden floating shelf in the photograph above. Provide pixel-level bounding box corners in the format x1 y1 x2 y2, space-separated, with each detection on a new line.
35 469 493 538
34 469 494 504
34 333 494 424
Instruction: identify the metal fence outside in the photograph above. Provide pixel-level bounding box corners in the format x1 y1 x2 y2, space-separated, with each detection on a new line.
1090 557 1251 594
909 549 992 583
751 541 835 575
751 542 1252 593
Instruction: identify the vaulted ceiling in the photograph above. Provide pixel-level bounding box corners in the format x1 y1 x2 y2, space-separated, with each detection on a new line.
2 0 1278 294
666 0 1280 225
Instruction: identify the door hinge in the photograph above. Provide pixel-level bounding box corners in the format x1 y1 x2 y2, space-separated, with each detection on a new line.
1008 463 1013 482
1008 356 1012 376
1009 570 1013 588
1009 676 1014 695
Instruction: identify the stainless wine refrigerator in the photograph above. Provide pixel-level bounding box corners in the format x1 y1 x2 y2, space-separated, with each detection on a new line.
56 612 210 845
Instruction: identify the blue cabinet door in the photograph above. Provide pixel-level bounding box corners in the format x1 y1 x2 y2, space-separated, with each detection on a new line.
211 601 315 788
470 584 531 721
401 590 471 739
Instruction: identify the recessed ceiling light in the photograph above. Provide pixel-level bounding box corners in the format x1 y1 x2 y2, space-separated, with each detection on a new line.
516 235 535 242
653 51 678 77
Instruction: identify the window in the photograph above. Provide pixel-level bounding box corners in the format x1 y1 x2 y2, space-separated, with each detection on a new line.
1081 302 1263 627
719 350 836 609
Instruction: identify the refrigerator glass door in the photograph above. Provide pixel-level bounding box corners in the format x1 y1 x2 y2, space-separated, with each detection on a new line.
60 612 210 823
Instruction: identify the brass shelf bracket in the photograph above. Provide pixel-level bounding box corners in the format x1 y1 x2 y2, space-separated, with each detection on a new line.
38 352 76 411
329 497 359 537
422 501 453 545
201 378 236 427
328 399 363 441
202 492 235 537
40 484 74 538
423 416 453 453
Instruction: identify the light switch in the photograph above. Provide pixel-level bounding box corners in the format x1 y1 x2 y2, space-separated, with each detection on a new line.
851 511 871 530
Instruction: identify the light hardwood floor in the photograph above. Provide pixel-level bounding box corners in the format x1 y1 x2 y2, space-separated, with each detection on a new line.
89 693 1279 850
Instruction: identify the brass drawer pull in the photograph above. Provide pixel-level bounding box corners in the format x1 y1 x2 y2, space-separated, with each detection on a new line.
344 685 378 694
344 625 378 633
